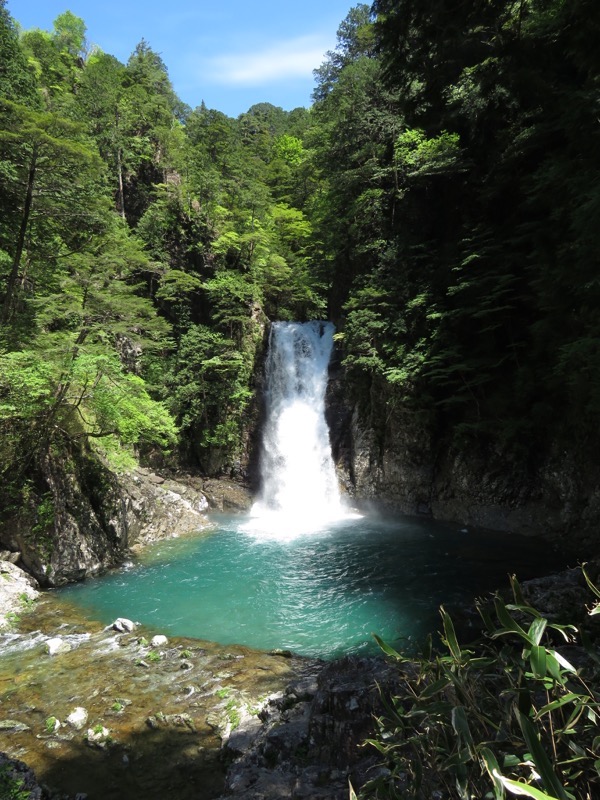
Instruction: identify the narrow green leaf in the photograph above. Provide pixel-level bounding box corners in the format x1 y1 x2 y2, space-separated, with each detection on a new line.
516 710 569 799
510 574 527 605
495 774 561 800
581 564 600 600
493 597 532 643
535 693 581 718
548 650 576 674
545 652 564 683
372 634 404 660
419 677 452 699
480 746 505 800
528 617 548 646
440 605 462 661
529 645 547 679
451 706 475 757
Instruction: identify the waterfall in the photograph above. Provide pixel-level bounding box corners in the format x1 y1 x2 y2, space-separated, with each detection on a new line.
249 321 345 533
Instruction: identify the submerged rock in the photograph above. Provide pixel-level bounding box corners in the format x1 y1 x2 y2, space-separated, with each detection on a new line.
0 720 31 732
66 707 88 730
85 725 111 748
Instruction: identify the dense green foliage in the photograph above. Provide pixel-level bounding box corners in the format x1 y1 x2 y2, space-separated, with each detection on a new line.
1 0 598 486
0 0 323 493
314 0 600 459
359 572 600 800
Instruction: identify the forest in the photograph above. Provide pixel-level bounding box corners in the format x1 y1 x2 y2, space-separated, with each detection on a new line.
1 0 599 500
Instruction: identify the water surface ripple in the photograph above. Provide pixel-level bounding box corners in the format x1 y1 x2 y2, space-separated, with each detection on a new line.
60 513 564 658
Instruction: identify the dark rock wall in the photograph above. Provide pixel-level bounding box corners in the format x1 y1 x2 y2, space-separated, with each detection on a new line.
328 368 600 556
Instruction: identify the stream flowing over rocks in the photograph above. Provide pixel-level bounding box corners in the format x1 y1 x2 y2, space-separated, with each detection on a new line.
0 591 405 800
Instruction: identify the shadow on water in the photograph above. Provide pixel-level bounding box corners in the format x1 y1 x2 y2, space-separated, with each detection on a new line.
33 725 225 800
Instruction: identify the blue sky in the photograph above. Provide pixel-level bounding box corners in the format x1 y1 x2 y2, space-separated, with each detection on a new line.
8 0 356 117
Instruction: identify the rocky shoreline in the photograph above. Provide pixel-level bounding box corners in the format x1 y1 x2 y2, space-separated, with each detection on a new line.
0 469 252 626
2 559 597 800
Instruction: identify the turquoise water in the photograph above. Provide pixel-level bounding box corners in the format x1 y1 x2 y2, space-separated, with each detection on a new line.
60 513 564 659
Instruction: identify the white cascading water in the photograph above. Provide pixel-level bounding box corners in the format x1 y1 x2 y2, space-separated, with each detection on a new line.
248 321 346 534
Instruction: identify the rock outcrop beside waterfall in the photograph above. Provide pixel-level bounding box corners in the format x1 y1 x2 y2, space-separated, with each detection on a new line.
328 372 600 553
0 444 250 586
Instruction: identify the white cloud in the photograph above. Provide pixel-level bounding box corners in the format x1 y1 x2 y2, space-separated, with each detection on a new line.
205 34 332 85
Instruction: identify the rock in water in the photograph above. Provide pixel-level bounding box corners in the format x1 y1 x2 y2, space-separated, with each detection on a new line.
45 637 71 656
66 707 88 730
112 617 136 632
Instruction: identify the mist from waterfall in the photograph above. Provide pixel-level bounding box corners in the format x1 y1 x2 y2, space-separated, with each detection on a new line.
248 320 349 535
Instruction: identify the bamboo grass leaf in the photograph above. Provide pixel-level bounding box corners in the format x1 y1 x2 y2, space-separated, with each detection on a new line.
372 634 405 660
452 705 476 758
419 677 452 699
495 773 562 799
534 693 581 719
530 645 547 679
480 747 506 800
516 710 570 799
493 597 532 643
528 618 548 646
548 650 576 674
440 605 463 661
581 565 600 600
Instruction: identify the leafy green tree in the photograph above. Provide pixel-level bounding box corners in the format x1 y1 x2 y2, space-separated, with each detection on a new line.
0 99 105 328
0 0 38 104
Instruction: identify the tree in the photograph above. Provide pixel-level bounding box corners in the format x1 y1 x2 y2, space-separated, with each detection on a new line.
0 99 105 328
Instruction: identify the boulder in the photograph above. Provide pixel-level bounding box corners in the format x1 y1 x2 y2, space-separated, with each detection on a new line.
112 617 136 633
66 707 89 730
45 637 71 656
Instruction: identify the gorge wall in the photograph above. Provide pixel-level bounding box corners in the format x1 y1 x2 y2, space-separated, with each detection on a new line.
327 368 600 558
0 442 250 587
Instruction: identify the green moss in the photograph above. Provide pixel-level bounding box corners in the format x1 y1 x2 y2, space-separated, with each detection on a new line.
0 765 30 800
225 700 241 730
44 716 58 733
147 650 161 662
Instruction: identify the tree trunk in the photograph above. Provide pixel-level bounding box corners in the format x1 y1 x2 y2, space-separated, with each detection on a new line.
1 143 37 325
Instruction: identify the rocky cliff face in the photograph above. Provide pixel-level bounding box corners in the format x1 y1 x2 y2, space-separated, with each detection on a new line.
329 372 600 556
0 443 250 587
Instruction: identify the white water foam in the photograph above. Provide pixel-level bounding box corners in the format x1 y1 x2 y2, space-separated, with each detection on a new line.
246 321 359 538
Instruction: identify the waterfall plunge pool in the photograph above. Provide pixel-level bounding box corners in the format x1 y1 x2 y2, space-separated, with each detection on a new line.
58 512 565 659
57 323 566 658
